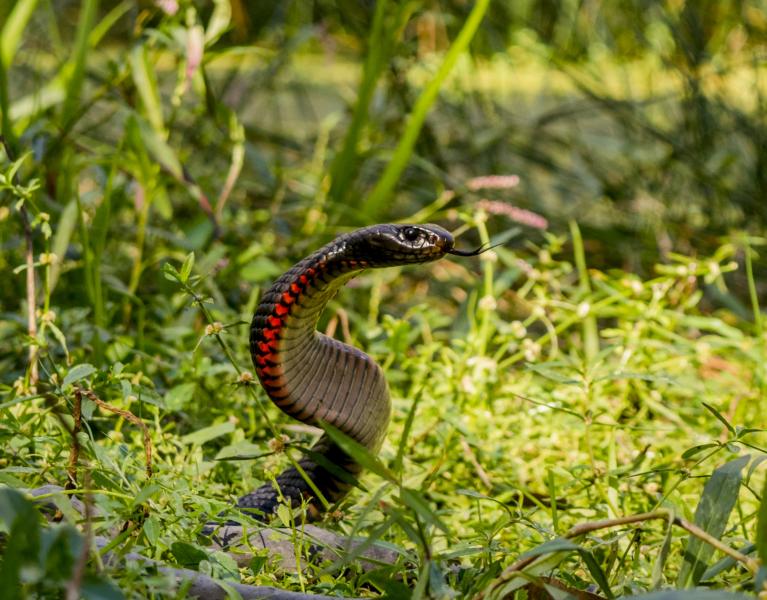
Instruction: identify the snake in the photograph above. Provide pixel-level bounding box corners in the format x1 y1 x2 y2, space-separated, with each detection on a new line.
232 223 485 520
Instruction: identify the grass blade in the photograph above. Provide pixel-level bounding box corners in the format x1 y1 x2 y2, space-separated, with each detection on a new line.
400 487 449 534
130 45 165 135
676 454 750 587
61 0 99 127
362 0 491 216
652 511 675 589
570 219 599 362
0 0 39 68
757 475 767 567
701 402 736 435
320 421 397 484
328 0 393 207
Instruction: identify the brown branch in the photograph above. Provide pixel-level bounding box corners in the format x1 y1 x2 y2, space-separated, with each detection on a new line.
97 539 350 600
479 509 759 599
75 387 153 478
1 136 38 388
22 205 38 388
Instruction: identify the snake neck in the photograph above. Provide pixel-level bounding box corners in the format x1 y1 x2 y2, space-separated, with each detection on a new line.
249 241 380 433
231 225 452 519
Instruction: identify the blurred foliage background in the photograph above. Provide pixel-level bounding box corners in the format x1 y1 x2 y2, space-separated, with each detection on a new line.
3 0 767 272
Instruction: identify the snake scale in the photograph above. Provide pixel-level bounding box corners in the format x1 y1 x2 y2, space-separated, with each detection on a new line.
231 223 481 521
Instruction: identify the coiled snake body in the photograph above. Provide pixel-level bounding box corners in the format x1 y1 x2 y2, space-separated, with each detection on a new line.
235 223 465 519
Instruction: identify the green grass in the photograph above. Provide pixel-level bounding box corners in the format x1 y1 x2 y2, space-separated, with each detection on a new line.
0 2 766 599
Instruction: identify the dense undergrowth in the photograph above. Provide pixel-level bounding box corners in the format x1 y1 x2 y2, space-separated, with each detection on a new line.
1 1 767 599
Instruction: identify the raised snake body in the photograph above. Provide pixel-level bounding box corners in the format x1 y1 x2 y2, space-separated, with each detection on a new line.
235 224 460 518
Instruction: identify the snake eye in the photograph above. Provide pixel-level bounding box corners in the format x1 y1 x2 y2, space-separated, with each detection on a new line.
402 227 420 242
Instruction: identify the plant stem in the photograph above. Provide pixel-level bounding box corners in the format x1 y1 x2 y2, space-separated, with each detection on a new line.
22 204 38 388
569 219 599 363
743 237 765 399
1 136 39 389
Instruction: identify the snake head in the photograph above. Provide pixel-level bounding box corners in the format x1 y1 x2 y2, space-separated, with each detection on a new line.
349 223 454 266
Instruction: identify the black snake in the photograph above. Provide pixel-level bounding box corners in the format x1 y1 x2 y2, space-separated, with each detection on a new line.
229 223 482 520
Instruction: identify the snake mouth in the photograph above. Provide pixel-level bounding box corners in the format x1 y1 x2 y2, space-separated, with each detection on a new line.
447 241 499 257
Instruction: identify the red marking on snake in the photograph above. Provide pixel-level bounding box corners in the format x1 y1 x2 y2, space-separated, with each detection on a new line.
282 291 295 304
260 364 283 377
263 329 277 340
268 316 281 328
290 283 301 294
275 303 289 316
299 275 308 284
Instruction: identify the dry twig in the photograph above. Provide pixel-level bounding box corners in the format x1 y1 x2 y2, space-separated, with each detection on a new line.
479 509 759 599
74 387 153 478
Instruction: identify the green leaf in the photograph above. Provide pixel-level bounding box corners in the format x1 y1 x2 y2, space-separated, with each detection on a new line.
1 0 40 67
130 45 164 134
652 512 675 589
525 363 580 384
700 543 756 581
428 561 456 600
319 421 397 484
365 568 413 598
276 503 292 527
681 443 719 459
180 252 195 283
80 574 125 600
701 402 735 435
142 515 160 546
676 454 750 587
62 363 96 387
181 421 235 445
165 382 196 411
170 541 208 569
248 554 269 575
131 483 162 507
400 487 449 534
578 547 614 599
46 322 70 361
518 537 581 561
207 550 239 581
133 113 182 179
214 441 264 460
205 0 231 45
162 261 181 282
295 444 362 489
